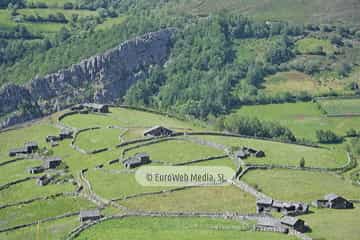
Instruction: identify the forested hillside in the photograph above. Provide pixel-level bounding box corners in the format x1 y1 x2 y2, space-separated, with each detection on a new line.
0 0 360 121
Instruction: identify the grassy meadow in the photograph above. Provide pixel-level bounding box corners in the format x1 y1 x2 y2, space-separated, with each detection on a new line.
119 186 256 213
234 102 360 140
242 169 360 202
75 216 297 240
318 98 360 115
196 135 347 168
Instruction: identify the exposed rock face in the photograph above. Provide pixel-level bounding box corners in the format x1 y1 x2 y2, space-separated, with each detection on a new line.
0 28 175 129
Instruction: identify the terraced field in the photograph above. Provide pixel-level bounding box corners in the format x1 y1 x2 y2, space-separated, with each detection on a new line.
0 105 359 240
317 98 360 115
234 102 360 140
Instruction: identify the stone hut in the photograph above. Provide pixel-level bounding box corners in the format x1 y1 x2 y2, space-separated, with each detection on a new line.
79 209 102 222
28 166 44 174
43 157 62 169
59 129 73 139
235 149 249 159
312 193 353 209
25 142 39 152
123 153 151 169
37 175 51 186
255 218 288 233
143 126 173 137
9 141 38 157
255 150 265 158
82 103 109 113
9 147 28 157
46 135 61 142
280 216 306 233
256 197 273 213
257 198 308 215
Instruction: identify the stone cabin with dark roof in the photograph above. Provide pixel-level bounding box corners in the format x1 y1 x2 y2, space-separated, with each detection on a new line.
28 166 44 174
37 175 51 186
255 218 289 233
9 142 38 157
82 103 109 113
312 193 353 209
123 153 151 169
143 126 173 137
43 157 62 169
79 209 102 222
256 198 309 216
280 216 307 233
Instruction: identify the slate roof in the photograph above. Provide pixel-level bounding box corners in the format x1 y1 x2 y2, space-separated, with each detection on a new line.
280 216 301 226
256 197 273 205
257 218 281 227
324 193 340 201
80 209 101 218
143 126 173 135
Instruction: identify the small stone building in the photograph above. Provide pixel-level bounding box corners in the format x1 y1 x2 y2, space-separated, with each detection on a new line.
25 142 39 152
43 157 62 169
83 103 109 113
255 150 265 158
28 166 44 174
255 218 289 233
123 153 151 169
234 147 265 160
37 175 51 186
79 210 102 222
143 126 173 137
9 142 38 157
9 147 28 157
313 193 353 209
59 129 73 139
256 198 309 215
256 197 273 213
280 216 306 233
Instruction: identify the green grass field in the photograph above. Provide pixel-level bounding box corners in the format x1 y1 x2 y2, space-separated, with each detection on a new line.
234 102 360 140
164 0 360 25
125 139 224 164
75 216 297 240
75 127 123 151
0 106 358 239
263 70 353 96
61 107 202 131
0 216 79 240
295 38 335 55
86 169 171 200
119 186 255 213
318 98 360 115
0 159 43 185
242 169 360 202
196 135 347 168
301 204 360 240
234 37 280 64
0 180 75 205
0 196 94 230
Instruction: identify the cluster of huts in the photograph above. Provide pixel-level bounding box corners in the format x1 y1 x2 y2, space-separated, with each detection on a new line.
143 126 174 137
28 157 62 186
71 103 109 113
123 153 151 169
256 197 309 216
255 216 307 233
9 142 39 157
235 147 265 159
46 129 73 147
312 194 353 209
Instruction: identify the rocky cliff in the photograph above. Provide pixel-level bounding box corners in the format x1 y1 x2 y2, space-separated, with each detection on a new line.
0 28 175 129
